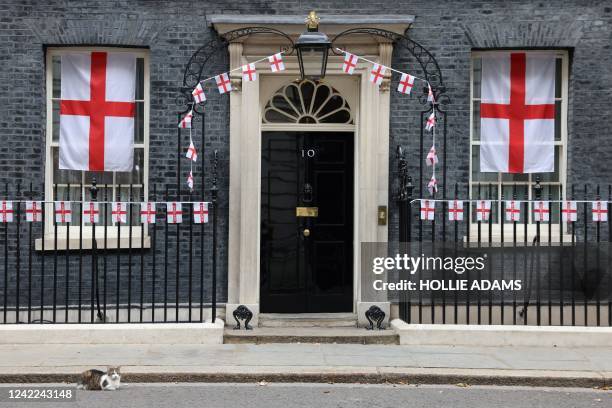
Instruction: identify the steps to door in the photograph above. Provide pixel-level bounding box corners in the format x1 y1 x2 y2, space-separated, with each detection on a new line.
258 313 357 328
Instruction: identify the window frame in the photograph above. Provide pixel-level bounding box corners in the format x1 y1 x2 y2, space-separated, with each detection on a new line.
469 49 569 226
43 47 150 243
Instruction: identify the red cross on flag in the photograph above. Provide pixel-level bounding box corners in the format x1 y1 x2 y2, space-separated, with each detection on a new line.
425 112 436 131
215 73 232 94
448 200 464 221
420 200 435 221
82 201 100 224
179 110 193 129
166 202 183 224
480 53 556 173
561 201 577 223
369 63 386 86
242 63 257 82
187 171 194 191
268 53 285 72
533 201 550 222
398 73 415 95
592 201 608 222
343 52 358 74
192 83 206 104
25 201 43 222
505 200 521 222
186 139 198 162
193 202 209 224
111 202 127 224
59 52 136 172
427 176 438 196
476 200 491 221
0 201 13 223
426 146 438 166
54 201 72 224
140 202 156 224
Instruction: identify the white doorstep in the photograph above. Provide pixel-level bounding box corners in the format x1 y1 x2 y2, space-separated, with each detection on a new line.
391 319 612 347
0 321 225 345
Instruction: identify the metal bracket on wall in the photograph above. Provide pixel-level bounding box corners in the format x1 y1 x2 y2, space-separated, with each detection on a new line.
232 305 253 330
365 305 386 330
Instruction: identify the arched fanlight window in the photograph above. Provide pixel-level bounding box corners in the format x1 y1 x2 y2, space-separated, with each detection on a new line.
263 79 353 124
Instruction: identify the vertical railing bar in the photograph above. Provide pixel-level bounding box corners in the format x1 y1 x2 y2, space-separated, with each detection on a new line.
40 185 46 324
431 192 436 325
500 191 505 325
52 183 58 323
488 182 493 325
571 184 576 326
127 184 133 323
15 183 21 323
3 183 8 324
595 184 601 326
453 184 458 324
78 182 83 323
466 183 471 325
103 184 108 321
512 183 517 325
175 184 181 323
151 184 157 323
583 185 588 326
608 184 612 327
211 150 218 324
477 183 481 325
522 189 528 326
559 185 564 326
64 182 71 323
140 186 145 323
27 183 33 323
535 179 541 326
90 181 97 324
548 185 553 326
164 185 169 322
188 190 193 322
199 185 205 323
115 184 121 323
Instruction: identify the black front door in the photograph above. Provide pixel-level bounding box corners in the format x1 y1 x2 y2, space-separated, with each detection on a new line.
260 131 354 313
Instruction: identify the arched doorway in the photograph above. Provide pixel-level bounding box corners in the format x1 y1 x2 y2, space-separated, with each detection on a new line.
260 80 355 313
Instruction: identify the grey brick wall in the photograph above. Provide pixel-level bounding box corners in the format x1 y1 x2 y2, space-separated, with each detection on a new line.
0 0 611 312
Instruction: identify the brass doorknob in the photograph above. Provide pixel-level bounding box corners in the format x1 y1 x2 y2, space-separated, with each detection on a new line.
303 228 311 237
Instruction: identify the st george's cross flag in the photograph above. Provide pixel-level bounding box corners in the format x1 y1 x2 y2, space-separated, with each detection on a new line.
215 73 232 94
425 112 436 131
505 200 521 222
369 63 386 86
242 63 257 82
480 52 555 173
342 52 358 74
447 200 464 221
420 200 435 221
592 201 608 222
140 202 156 224
178 110 193 129
561 201 577 223
268 53 285 72
54 201 72 224
192 83 206 104
166 202 183 224
476 200 491 221
193 202 209 224
186 139 198 162
398 73 415 95
82 201 100 224
59 52 136 172
426 146 438 166
533 201 550 222
111 202 127 224
25 201 43 222
0 201 13 223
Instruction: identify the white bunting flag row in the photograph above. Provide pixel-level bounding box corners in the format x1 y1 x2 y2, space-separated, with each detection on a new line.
0 201 211 224
415 200 609 222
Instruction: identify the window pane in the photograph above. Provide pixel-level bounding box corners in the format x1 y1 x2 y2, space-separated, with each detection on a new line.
52 147 82 185
555 58 562 99
116 148 144 185
52 100 60 142
473 57 481 99
136 58 145 100
501 184 528 200
52 56 61 99
135 101 144 143
84 171 113 185
472 101 480 140
501 172 529 182
554 100 562 141
471 146 497 182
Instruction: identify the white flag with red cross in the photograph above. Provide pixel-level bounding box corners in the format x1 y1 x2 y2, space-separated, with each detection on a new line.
178 110 193 129
187 171 194 191
242 63 257 82
54 201 72 224
25 201 43 222
369 63 386 86
427 83 434 103
561 201 577 223
82 201 100 224
343 52 358 74
426 146 438 166
193 202 209 224
59 52 136 172
505 200 521 222
268 53 285 72
166 202 183 224
448 200 464 221
480 52 556 173
425 111 436 131
111 202 127 224
398 73 415 95
476 200 492 221
192 82 206 104
420 200 435 221
427 176 438 196
186 139 198 162
0 201 13 223
215 73 232 94
592 201 608 222
533 201 550 222
140 202 156 224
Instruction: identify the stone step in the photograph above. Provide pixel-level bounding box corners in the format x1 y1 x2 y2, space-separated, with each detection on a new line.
223 327 398 345
258 313 358 328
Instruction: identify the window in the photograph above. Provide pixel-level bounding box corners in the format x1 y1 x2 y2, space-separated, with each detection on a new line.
45 47 149 231
470 50 568 224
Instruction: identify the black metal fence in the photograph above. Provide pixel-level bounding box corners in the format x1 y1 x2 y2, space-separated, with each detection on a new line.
0 172 219 324
396 179 612 327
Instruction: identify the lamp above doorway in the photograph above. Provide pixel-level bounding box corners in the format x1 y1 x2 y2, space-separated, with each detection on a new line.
295 11 331 80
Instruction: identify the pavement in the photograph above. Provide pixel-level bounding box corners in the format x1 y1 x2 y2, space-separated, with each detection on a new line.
0 343 611 387
1 383 611 408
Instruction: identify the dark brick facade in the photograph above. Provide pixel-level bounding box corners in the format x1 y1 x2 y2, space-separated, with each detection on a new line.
0 1 611 312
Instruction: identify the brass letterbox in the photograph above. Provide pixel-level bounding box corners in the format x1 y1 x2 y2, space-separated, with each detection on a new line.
296 207 319 217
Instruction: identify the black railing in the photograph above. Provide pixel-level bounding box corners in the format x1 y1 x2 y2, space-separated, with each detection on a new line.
396 179 612 327
0 175 219 324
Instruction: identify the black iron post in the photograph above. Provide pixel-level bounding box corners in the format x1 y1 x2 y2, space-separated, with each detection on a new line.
210 150 219 323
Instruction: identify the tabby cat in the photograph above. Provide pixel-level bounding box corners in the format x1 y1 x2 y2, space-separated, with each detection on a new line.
76 367 121 391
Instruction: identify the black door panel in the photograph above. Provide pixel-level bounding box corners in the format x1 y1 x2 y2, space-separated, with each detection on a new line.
261 132 354 313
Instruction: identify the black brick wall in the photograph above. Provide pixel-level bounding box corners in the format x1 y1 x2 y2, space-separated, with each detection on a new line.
0 1 611 310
